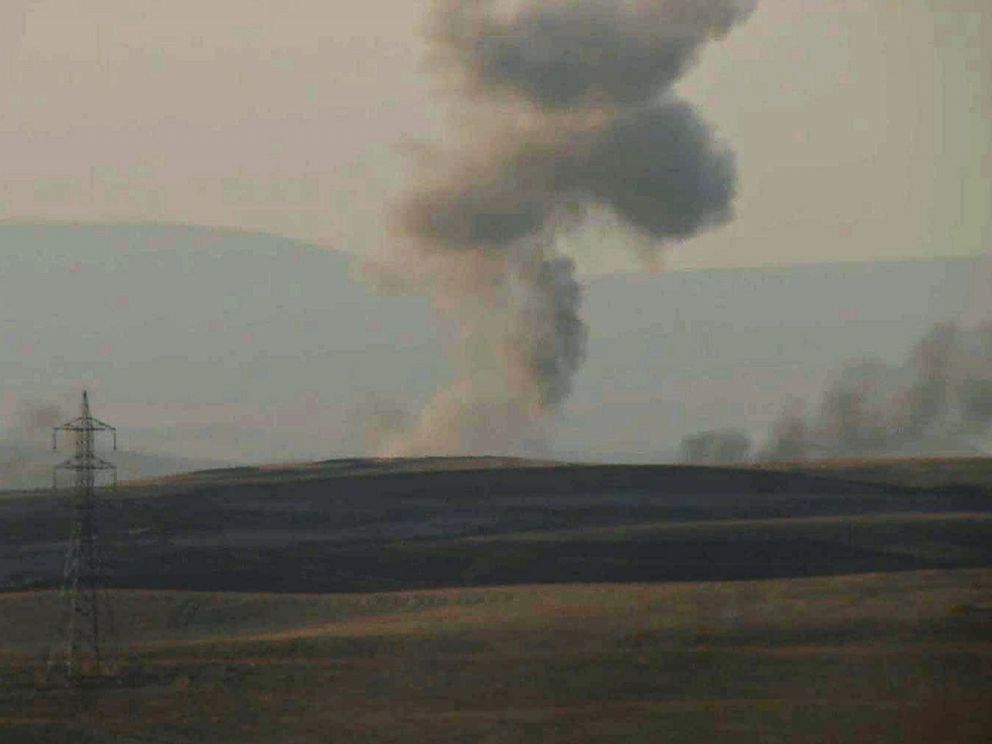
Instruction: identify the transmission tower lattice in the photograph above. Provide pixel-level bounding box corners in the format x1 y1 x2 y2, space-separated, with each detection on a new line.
46 390 119 684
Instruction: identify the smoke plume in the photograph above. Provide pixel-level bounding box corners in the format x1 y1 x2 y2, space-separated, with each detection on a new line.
762 320 992 461
376 0 755 455
439 0 756 108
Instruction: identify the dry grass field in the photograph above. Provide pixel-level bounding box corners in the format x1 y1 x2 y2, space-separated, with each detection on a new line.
1 570 990 742
1 458 990 741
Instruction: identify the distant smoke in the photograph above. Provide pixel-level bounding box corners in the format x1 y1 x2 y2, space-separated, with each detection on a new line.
681 428 751 465
351 393 414 454
761 320 992 461
0 401 68 490
762 401 810 462
10 402 65 440
375 0 755 455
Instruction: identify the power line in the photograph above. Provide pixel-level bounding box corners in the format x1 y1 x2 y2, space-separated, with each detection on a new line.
46 390 119 685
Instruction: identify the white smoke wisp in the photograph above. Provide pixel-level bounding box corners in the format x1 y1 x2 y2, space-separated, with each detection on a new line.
373 0 757 456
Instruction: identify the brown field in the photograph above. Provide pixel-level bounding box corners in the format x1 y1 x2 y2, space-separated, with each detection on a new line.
1 569 991 743
1 458 991 741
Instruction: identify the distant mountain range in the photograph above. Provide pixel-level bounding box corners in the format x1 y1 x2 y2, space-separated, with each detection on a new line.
0 222 985 466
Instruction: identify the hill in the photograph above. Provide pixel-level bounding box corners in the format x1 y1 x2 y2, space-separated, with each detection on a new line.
1 457 990 742
2 458 989 594
1 222 982 463
765 456 992 491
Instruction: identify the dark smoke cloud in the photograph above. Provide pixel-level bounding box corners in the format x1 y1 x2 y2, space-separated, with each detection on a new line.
566 103 736 239
402 139 560 249
405 75 738 250
438 0 756 108
511 253 586 408
377 0 755 455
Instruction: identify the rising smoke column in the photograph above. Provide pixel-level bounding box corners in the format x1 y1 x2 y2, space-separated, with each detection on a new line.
377 0 756 455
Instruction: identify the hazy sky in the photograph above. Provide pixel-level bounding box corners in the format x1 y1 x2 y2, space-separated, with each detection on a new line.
1 0 989 272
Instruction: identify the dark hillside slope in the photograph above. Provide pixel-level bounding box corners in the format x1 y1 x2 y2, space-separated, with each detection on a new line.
767 457 992 491
2 460 990 593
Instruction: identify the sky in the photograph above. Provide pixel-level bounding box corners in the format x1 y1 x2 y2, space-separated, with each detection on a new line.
1 0 989 273
1 1 991 467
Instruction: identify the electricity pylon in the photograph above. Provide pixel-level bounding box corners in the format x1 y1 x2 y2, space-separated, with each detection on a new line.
46 390 118 684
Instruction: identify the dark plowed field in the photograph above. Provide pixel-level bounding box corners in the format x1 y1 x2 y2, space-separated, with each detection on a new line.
3 460 989 593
